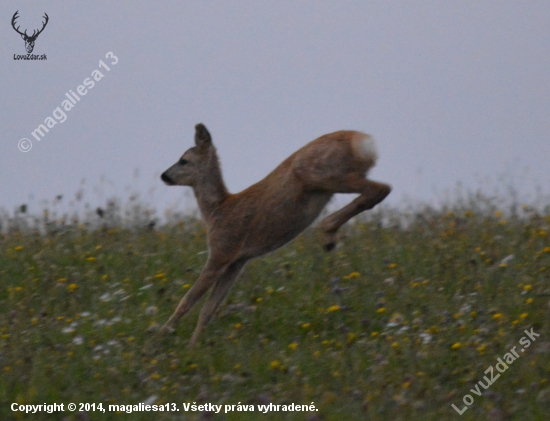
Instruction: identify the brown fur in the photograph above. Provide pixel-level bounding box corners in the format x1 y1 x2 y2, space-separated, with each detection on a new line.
160 124 391 346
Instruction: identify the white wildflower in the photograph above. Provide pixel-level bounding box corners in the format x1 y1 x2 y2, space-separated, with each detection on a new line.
500 254 514 265
145 306 158 316
72 335 84 345
142 395 158 406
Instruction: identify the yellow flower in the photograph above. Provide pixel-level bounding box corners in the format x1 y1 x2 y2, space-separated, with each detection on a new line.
270 360 281 370
256 297 263 303
495 211 503 218
288 342 298 351
67 283 78 293
154 272 165 279
376 307 386 314
14 246 23 251
86 257 96 262
391 342 399 349
327 305 340 313
301 323 310 329
477 344 486 354
523 284 532 291
544 247 550 253
371 331 379 338
234 323 242 329
347 332 357 343
390 312 405 324
519 313 528 319
451 342 462 350
343 271 360 280
182 283 190 289
526 298 533 304
492 313 503 320
388 263 398 269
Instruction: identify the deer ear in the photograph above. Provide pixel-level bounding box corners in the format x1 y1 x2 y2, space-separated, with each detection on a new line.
195 123 212 150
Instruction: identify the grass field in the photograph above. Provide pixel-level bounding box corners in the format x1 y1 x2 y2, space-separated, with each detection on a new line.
1 197 549 420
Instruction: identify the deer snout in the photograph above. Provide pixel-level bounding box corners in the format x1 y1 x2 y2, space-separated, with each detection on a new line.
161 172 174 185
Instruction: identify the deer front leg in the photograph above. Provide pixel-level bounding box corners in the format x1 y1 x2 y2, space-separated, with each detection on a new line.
188 260 247 347
320 179 391 251
160 260 226 333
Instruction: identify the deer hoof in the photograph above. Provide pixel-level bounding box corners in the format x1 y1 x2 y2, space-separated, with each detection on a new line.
324 242 336 252
322 231 337 252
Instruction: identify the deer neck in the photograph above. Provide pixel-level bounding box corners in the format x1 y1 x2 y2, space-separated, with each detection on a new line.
193 154 229 222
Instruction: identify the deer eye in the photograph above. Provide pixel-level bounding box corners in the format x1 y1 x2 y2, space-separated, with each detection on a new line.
179 158 188 165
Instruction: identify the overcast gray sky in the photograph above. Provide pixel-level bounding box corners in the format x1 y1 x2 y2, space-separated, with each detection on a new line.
2 1 549 218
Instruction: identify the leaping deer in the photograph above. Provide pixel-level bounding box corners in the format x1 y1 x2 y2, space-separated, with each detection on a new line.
11 11 49 54
160 124 391 346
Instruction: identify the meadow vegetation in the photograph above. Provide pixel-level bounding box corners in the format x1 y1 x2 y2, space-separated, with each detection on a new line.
1 193 549 420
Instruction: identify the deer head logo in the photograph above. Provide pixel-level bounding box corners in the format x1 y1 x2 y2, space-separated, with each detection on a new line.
12 11 49 54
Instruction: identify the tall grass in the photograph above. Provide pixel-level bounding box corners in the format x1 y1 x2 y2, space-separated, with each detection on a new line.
1 191 549 420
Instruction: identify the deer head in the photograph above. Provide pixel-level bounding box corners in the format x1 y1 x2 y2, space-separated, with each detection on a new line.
161 124 219 187
12 11 49 54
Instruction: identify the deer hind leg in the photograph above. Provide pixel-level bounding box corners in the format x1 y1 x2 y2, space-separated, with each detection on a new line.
160 259 227 333
319 177 391 251
188 259 247 347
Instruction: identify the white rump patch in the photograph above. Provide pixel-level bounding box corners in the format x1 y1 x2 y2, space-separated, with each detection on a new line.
353 132 378 163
